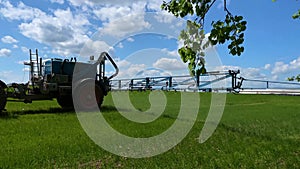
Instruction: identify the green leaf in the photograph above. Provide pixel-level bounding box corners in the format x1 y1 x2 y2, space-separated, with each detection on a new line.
292 10 300 19
200 66 207 74
200 52 205 56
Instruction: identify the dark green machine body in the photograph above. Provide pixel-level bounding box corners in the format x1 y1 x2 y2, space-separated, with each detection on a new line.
0 49 118 112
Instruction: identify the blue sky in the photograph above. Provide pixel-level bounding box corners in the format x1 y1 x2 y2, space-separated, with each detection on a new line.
0 0 300 85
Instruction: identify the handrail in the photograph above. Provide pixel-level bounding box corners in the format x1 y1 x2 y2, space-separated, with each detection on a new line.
98 52 119 80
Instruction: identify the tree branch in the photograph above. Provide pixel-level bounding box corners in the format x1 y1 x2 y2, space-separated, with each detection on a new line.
199 0 217 27
224 0 232 16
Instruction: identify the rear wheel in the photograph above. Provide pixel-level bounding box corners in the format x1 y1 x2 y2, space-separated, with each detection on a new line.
74 81 104 111
0 86 7 112
57 95 74 110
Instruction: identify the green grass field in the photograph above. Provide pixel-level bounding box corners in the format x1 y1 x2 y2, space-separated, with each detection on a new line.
0 92 299 168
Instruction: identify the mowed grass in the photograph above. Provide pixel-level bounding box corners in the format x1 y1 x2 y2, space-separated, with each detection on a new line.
0 92 299 168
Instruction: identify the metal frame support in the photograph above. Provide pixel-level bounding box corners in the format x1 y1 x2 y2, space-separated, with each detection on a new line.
229 70 240 89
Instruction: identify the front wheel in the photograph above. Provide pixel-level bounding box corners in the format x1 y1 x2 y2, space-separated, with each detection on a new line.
73 81 104 112
0 86 7 112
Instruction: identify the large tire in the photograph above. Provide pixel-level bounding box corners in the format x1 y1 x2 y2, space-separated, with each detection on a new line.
73 81 104 112
57 95 74 110
0 85 7 112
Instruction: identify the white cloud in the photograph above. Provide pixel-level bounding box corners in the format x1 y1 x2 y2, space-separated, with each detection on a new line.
0 1 45 21
94 2 151 37
0 0 180 58
1 35 18 43
289 57 300 70
100 14 150 38
213 65 268 88
18 8 91 56
80 39 113 57
270 57 300 76
0 48 11 57
215 65 266 80
50 0 64 4
17 60 26 65
117 42 124 49
215 65 240 72
114 58 162 79
22 67 30 72
243 67 266 79
0 71 12 82
67 0 147 7
216 56 300 82
13 45 18 48
153 58 186 71
135 68 172 77
271 61 290 75
118 62 147 79
264 63 271 70
146 0 162 11
0 70 26 83
66 0 93 7
116 60 130 68
154 11 176 24
127 64 147 73
93 5 132 22
0 2 92 56
21 46 29 53
127 37 135 42
161 48 178 57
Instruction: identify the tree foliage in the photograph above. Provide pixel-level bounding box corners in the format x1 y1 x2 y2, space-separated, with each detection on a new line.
292 9 300 19
178 20 208 76
273 0 300 19
162 0 299 77
161 0 247 76
288 75 300 82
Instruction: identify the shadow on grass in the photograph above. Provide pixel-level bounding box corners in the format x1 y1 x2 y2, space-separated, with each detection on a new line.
100 105 118 112
0 105 119 119
0 110 15 119
0 105 183 121
100 105 183 121
0 107 75 119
